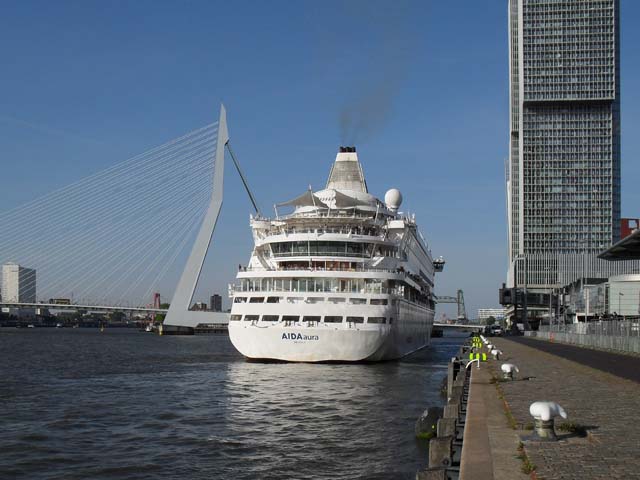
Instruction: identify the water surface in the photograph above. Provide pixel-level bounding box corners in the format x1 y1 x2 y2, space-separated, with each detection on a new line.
0 329 465 479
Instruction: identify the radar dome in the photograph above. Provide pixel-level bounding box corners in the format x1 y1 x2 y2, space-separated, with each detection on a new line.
384 188 403 211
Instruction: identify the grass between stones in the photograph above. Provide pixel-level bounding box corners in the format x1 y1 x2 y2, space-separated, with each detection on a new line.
556 421 588 437
492 373 518 430
517 442 537 475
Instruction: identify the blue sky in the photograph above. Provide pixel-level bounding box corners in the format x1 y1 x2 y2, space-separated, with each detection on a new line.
1 1 640 317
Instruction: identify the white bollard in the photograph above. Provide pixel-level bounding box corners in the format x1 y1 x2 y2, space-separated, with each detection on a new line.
529 401 567 440
491 349 502 360
501 363 519 380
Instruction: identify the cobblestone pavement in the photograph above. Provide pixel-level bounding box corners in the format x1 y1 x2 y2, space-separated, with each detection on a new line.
491 337 640 480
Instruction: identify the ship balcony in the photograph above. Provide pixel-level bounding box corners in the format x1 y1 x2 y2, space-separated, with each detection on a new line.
255 231 389 249
228 286 399 299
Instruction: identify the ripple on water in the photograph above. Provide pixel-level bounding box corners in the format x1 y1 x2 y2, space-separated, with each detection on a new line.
0 329 467 480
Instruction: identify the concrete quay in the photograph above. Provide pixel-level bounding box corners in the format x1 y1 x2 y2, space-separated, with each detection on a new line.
488 337 640 479
416 340 528 480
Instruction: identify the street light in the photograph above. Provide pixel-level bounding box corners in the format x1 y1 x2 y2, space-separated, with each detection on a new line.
544 266 552 326
514 255 529 331
618 292 625 321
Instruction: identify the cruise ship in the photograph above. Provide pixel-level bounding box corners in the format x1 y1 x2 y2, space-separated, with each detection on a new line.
228 147 444 362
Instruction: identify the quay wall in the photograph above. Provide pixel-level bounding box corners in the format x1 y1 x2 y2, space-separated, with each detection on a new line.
525 330 640 354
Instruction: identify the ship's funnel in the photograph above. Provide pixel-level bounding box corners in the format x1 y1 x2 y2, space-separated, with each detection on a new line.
326 146 368 193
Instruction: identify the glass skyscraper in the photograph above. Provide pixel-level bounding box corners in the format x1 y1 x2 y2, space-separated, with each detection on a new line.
507 0 625 288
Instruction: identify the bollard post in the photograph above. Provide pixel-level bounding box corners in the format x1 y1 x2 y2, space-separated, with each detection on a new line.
501 363 519 380
529 401 567 442
534 418 557 440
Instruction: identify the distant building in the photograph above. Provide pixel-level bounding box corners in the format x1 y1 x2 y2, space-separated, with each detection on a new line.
620 218 640 239
191 302 208 311
478 308 506 323
1 263 36 303
210 294 222 312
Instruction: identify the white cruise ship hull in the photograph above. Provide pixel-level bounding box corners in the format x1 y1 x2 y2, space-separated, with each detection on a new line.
229 301 434 362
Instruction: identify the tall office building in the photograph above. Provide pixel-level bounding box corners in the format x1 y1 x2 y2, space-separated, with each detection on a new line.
506 0 629 288
210 294 222 312
1 262 36 303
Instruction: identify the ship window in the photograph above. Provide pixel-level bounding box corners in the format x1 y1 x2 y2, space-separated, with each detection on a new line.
370 298 388 305
250 297 264 303
324 316 343 323
245 315 259 322
266 296 280 303
349 298 366 304
287 297 304 304
234 297 247 303
368 317 386 324
327 297 345 304
230 314 242 321
306 297 324 304
303 316 321 322
346 316 364 324
282 315 300 322
262 315 279 322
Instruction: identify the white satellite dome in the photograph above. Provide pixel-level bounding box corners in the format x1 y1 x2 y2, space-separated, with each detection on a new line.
384 188 403 211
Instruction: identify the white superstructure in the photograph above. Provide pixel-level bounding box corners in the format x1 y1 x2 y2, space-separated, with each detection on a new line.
228 147 444 361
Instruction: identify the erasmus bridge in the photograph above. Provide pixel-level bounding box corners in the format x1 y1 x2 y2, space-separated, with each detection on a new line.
0 106 240 331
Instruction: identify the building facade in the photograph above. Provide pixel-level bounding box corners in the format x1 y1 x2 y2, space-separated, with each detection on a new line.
478 308 507 323
1 263 36 303
507 0 624 288
210 294 222 312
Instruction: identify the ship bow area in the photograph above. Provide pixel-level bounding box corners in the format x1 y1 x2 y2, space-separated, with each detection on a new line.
229 323 389 362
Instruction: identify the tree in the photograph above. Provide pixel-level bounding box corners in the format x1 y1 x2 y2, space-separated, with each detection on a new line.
485 316 496 326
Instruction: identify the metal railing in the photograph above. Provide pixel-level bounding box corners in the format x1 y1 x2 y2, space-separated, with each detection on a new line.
539 319 640 337
272 251 372 258
237 265 407 274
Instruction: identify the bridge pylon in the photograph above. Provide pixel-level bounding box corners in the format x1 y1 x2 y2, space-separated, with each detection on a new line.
163 105 230 332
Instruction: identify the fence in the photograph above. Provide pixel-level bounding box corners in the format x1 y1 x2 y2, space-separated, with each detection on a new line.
526 319 640 354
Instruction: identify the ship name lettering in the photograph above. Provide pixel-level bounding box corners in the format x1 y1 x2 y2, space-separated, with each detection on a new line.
281 333 319 341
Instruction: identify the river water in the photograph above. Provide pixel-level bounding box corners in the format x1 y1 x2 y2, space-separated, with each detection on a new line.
0 329 465 479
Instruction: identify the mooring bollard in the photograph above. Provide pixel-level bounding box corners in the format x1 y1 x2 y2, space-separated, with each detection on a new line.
500 363 519 380
529 401 567 441
491 348 502 360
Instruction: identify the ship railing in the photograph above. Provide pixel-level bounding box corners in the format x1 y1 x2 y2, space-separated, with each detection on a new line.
228 284 399 296
258 227 384 237
272 251 373 259
277 211 377 221
237 265 408 274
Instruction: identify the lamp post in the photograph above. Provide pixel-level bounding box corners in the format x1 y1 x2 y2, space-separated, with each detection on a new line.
618 292 625 321
513 255 529 331
544 266 552 326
